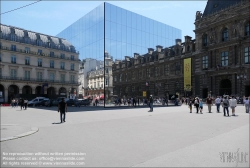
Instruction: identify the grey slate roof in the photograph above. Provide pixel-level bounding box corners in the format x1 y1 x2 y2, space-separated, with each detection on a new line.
203 0 242 17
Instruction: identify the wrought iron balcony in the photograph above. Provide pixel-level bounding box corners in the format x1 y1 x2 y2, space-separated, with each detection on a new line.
0 45 80 62
0 75 81 85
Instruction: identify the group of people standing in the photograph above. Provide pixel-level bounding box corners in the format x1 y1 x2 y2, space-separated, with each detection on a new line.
188 97 204 114
186 95 250 117
11 98 28 110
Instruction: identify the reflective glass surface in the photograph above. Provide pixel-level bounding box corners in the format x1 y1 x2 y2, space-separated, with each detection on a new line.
104 2 181 60
57 2 181 61
57 3 104 60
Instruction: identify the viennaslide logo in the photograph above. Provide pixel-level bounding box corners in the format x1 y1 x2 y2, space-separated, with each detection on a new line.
219 148 248 164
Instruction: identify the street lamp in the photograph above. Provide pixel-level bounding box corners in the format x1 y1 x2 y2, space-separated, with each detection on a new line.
237 74 247 97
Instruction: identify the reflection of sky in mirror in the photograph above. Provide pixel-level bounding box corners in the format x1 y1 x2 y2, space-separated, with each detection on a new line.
57 2 181 61
105 2 181 60
57 3 104 60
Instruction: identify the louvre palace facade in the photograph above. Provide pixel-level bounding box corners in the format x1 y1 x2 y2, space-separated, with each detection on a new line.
112 0 250 99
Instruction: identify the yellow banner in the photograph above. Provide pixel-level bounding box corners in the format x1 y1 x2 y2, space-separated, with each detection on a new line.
184 58 192 91
143 91 146 97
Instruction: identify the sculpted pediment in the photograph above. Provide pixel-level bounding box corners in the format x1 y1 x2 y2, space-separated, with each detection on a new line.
210 11 239 23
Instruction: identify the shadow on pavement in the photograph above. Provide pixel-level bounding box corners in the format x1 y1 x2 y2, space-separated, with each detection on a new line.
26 104 180 113
52 122 63 124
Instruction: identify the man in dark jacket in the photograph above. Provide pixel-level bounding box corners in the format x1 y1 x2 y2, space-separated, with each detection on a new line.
149 95 153 112
58 98 68 123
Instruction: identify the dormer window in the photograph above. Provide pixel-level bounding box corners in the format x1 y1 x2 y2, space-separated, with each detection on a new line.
10 34 16 41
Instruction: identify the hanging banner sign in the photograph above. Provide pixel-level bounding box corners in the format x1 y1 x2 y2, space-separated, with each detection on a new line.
184 58 192 91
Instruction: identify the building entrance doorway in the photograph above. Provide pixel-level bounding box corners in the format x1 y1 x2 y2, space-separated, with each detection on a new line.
8 85 19 103
219 79 231 96
245 85 250 97
202 88 208 98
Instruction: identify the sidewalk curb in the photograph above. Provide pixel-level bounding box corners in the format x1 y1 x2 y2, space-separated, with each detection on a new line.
0 124 39 142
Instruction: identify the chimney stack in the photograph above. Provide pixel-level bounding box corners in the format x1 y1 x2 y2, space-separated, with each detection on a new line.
148 48 154 55
156 45 163 52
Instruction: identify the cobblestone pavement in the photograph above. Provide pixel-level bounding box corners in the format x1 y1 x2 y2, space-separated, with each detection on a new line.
1 104 249 167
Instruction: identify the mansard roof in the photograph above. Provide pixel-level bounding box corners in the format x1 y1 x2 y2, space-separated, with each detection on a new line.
0 24 74 48
203 0 241 17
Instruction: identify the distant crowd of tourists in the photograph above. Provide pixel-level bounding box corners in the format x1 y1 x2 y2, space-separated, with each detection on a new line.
11 98 28 110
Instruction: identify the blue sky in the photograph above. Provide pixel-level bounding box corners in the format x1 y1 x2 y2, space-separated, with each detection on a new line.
1 1 207 42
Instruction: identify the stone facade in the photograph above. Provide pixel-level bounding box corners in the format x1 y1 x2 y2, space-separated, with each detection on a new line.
85 68 104 100
0 24 80 103
112 0 250 99
104 52 114 100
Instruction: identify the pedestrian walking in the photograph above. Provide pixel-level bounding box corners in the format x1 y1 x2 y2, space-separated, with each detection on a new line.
222 96 229 116
206 96 213 113
215 96 221 113
194 97 200 113
199 99 203 114
24 99 28 110
58 98 68 123
11 99 15 108
188 99 193 113
95 99 98 106
20 98 24 110
229 96 237 116
148 95 153 112
243 97 249 113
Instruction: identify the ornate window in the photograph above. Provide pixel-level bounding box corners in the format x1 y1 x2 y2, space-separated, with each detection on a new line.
164 65 169 76
155 67 159 77
50 60 54 68
244 47 250 64
202 34 208 46
25 57 30 65
245 21 250 36
11 55 16 64
175 62 180 75
221 51 228 66
202 56 208 70
222 28 228 42
60 74 65 82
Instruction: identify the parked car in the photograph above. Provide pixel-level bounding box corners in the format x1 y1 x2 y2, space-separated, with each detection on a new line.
28 97 46 106
52 98 69 106
44 99 54 107
79 99 91 106
35 98 50 106
66 99 78 106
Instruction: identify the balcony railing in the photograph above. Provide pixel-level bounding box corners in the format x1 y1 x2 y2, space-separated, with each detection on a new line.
0 45 80 62
0 75 81 85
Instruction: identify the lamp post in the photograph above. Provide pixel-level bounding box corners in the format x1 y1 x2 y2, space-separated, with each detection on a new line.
237 74 247 97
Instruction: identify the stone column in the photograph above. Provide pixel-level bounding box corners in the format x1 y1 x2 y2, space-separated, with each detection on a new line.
231 74 236 95
19 89 22 94
5 88 8 103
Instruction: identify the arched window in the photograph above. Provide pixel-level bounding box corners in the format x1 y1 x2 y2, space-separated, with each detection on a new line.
202 34 208 46
245 21 250 36
222 28 228 41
